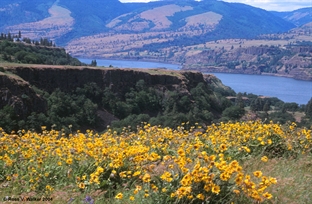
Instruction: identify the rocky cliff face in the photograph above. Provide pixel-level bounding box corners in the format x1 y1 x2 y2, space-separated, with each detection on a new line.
0 72 45 118
5 66 205 93
2 66 207 114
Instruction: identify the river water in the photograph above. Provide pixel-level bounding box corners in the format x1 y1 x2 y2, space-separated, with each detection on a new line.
78 58 312 105
209 73 312 105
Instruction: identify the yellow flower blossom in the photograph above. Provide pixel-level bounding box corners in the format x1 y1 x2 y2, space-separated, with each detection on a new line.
263 192 273 199
115 193 123 199
78 182 85 189
253 171 262 178
261 156 268 162
141 173 151 182
196 193 205 200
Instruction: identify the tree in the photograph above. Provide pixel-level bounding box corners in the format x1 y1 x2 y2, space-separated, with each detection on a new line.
91 59 97 66
283 102 299 112
222 106 245 120
235 93 245 109
250 98 263 112
0 105 17 131
305 97 312 118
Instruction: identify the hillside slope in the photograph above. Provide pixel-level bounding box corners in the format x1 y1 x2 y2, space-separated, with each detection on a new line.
271 7 312 27
65 0 295 57
178 23 312 81
2 0 295 53
5 2 74 41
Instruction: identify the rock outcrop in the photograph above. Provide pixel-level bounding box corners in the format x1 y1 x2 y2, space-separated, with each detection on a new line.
1 65 207 116
5 66 205 93
0 72 45 118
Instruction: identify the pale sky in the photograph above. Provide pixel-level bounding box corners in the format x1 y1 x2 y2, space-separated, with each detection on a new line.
119 0 312 12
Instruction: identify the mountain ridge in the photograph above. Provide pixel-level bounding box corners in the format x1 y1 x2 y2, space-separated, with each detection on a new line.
1 0 300 46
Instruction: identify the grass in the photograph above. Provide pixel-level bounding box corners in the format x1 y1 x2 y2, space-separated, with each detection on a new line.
242 154 312 204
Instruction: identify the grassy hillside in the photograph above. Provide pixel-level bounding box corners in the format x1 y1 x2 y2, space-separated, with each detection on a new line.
56 0 129 45
3 0 295 50
182 41 312 81
65 0 295 56
0 121 311 203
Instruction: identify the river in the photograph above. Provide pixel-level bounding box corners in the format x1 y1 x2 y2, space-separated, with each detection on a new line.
208 73 312 105
78 58 312 105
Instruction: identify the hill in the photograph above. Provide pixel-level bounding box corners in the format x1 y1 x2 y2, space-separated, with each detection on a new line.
2 0 295 51
64 0 295 57
181 39 312 81
0 0 54 28
271 7 312 27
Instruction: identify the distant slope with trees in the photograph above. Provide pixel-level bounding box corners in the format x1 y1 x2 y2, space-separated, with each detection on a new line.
0 32 84 66
2 0 296 47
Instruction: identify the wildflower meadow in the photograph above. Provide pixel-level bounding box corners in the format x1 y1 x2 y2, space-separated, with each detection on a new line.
0 121 311 203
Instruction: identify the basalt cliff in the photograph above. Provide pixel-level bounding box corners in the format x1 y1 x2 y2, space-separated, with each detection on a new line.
0 65 230 131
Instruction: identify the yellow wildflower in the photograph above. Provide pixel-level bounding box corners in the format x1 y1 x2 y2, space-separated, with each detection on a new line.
115 193 123 199
78 182 85 189
197 193 205 200
261 156 268 162
253 171 263 178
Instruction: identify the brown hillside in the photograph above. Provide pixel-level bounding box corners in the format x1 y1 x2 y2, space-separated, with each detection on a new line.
6 2 74 41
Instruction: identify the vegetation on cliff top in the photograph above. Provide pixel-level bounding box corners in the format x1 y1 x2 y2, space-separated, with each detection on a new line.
0 38 83 66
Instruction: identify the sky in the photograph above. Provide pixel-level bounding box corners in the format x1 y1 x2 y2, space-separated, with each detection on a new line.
119 0 312 12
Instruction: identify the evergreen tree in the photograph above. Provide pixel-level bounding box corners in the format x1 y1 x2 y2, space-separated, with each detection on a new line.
91 59 97 66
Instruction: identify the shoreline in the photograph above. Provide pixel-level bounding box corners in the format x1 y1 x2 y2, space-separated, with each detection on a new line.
181 67 312 82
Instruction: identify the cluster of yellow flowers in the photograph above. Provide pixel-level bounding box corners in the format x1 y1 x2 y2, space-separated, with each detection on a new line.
0 121 311 203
